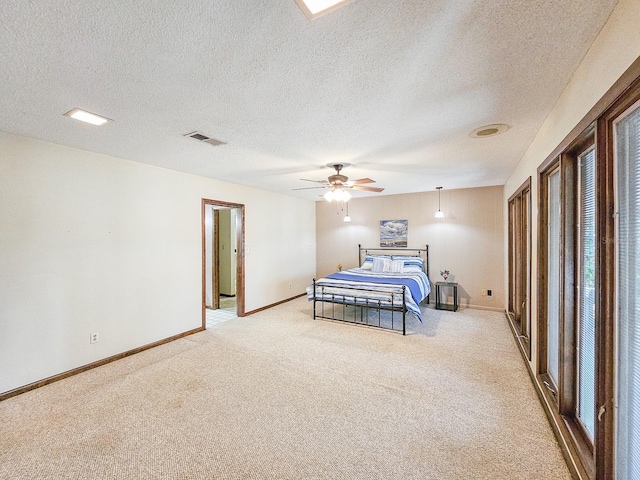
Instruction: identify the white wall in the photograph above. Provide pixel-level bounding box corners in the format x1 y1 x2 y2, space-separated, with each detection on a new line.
316 186 504 310
0 132 316 394
503 0 640 368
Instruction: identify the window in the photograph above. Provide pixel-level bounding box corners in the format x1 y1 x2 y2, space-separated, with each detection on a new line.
613 98 640 480
577 147 596 440
538 131 597 478
521 58 640 480
507 178 531 358
546 167 561 388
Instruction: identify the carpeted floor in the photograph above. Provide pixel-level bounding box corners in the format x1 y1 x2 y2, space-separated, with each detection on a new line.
0 298 571 479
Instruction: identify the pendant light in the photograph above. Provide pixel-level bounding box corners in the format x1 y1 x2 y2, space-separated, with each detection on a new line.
435 187 444 218
344 201 352 222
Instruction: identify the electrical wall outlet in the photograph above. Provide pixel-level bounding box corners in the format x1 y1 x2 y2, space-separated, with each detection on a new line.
90 332 99 344
481 289 487 296
289 282 292 289
487 289 492 297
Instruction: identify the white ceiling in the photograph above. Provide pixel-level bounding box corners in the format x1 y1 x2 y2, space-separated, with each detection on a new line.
0 0 617 201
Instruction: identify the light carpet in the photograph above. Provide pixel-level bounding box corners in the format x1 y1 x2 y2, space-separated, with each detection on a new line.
0 298 571 479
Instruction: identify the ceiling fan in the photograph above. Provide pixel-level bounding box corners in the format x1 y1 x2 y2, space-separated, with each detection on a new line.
293 163 384 201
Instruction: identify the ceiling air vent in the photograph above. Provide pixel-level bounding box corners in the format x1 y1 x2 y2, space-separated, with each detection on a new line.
184 131 226 146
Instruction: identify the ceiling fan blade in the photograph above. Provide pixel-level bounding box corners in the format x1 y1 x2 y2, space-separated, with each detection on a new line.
292 186 327 191
300 178 329 184
349 178 376 185
351 185 385 192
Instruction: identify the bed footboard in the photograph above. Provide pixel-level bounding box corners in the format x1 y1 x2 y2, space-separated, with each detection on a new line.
311 279 408 335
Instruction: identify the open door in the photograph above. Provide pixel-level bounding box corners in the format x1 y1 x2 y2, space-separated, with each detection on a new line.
202 199 245 329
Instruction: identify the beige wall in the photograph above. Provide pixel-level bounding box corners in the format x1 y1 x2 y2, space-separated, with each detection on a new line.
503 0 640 372
316 185 504 310
218 209 237 296
0 132 316 394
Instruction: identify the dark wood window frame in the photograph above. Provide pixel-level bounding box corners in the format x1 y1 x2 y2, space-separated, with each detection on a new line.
538 129 597 479
595 74 640 480
507 177 532 359
530 57 640 480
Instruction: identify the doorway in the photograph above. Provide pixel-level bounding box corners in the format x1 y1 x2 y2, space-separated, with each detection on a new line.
202 199 245 329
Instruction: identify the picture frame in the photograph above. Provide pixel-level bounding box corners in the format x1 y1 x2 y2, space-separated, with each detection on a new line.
380 220 408 247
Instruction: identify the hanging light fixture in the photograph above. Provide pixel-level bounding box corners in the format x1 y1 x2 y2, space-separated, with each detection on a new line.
325 186 351 203
435 187 444 218
344 201 352 222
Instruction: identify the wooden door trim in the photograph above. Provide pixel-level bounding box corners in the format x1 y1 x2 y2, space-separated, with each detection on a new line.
201 199 246 329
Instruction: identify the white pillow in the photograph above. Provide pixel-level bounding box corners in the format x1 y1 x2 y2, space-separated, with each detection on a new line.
372 257 391 273
390 259 404 273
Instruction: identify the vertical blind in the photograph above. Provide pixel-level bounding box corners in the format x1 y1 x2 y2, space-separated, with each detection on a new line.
548 169 561 386
577 147 596 439
615 102 640 480
524 193 531 336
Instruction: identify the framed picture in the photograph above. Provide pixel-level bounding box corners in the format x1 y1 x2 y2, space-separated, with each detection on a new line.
380 220 408 247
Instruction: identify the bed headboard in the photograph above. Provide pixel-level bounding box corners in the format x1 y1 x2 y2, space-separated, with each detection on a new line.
358 244 429 277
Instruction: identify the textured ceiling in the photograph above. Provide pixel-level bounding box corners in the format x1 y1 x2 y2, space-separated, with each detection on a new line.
0 0 617 201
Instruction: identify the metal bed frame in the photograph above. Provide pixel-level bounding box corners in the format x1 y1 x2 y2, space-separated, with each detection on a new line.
312 244 430 335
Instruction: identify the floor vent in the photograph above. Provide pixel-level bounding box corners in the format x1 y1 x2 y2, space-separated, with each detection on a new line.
184 131 226 146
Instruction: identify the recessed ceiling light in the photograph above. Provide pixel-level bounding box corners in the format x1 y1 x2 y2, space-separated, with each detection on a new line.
64 108 111 126
294 0 354 19
470 123 510 138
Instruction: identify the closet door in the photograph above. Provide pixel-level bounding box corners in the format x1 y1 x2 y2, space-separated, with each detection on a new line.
613 99 640 480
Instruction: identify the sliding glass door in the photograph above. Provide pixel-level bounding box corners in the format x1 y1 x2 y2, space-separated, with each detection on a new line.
614 99 640 480
533 62 640 479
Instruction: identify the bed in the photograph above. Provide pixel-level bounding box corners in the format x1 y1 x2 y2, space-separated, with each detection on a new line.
306 245 431 335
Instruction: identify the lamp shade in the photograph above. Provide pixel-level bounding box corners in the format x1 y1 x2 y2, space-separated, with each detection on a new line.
326 187 351 202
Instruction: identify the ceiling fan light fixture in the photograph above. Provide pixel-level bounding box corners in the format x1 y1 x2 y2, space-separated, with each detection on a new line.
338 189 352 202
325 186 351 203
299 164 380 201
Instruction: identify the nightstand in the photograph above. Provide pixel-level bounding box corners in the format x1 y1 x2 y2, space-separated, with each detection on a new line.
435 282 458 312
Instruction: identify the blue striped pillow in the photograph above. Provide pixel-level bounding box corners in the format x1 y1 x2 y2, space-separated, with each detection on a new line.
393 256 424 273
361 255 390 270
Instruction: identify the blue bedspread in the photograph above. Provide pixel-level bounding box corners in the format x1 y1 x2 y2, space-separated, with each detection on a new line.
307 268 431 323
326 272 424 302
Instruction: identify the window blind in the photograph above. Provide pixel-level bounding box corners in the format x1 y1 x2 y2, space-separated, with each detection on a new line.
577 147 596 439
615 102 640 480
548 169 561 386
